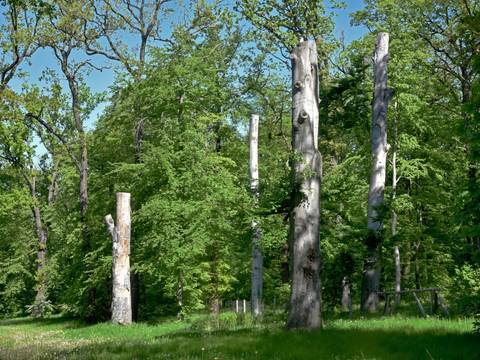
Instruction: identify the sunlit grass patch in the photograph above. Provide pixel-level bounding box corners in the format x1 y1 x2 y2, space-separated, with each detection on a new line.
327 316 474 334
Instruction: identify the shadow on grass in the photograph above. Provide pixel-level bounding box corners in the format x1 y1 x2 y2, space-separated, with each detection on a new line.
0 316 80 327
154 326 259 340
4 325 478 360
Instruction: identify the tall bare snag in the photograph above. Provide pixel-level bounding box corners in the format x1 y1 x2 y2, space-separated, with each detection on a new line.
287 39 322 330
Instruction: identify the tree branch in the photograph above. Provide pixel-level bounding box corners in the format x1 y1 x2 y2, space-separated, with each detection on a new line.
26 112 81 170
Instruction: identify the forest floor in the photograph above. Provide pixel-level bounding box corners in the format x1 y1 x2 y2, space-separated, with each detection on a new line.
0 314 477 359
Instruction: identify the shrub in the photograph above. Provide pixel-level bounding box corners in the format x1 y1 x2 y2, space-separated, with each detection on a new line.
448 265 480 316
474 312 480 335
26 299 55 318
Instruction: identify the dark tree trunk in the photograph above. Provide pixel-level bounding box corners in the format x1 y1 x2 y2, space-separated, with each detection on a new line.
414 242 421 290
68 79 88 220
341 276 352 316
47 163 59 206
176 272 184 319
281 241 290 283
134 118 145 164
29 176 48 308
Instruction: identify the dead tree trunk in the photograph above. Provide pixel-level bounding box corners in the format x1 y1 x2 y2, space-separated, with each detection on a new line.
394 246 401 307
362 32 391 313
105 192 132 325
287 39 322 330
250 114 263 317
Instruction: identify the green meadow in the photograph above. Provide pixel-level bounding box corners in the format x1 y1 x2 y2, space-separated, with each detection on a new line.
0 315 477 359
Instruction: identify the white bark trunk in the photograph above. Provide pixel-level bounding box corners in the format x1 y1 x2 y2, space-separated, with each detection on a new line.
249 114 263 317
287 39 322 330
368 32 390 231
249 114 260 194
106 192 132 325
394 246 401 306
362 32 391 313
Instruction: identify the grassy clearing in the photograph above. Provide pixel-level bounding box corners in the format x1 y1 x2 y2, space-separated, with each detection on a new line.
0 314 477 359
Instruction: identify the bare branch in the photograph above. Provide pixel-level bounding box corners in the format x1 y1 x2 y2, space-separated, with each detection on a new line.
105 0 142 33
26 112 81 170
125 0 144 32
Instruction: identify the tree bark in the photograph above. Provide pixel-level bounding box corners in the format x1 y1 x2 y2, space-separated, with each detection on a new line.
176 271 184 319
286 39 322 330
61 52 95 321
54 47 90 225
47 162 59 206
341 276 352 316
134 118 145 163
67 75 89 220
106 192 132 325
26 175 48 311
210 297 220 316
362 32 391 313
394 246 401 307
131 117 144 320
392 101 401 307
391 101 398 238
249 114 263 317
414 242 421 290
79 141 88 216
209 253 221 316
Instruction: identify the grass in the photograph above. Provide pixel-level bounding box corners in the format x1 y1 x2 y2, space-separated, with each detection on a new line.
0 314 478 359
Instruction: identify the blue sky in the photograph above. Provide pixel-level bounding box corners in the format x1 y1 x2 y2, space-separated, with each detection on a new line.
331 0 367 43
11 0 367 131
